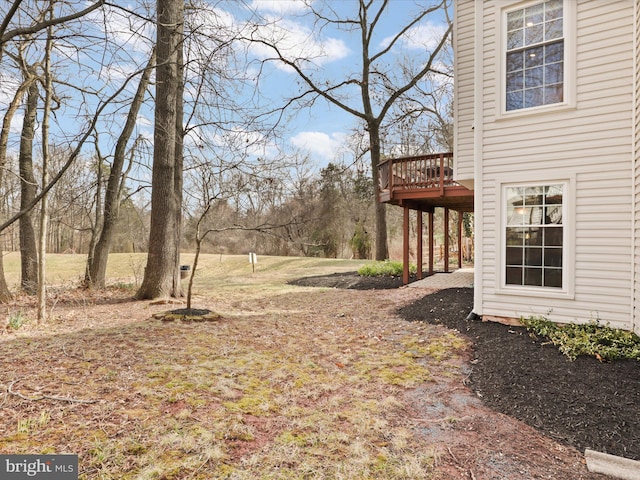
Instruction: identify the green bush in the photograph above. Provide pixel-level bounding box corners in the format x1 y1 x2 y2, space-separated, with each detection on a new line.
8 311 28 330
349 223 371 260
521 315 640 361
357 260 417 277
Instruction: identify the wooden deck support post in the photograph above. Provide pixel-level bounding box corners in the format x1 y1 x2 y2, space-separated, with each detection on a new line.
375 152 474 277
428 210 434 275
457 212 463 269
444 207 450 273
403 205 410 285
417 211 423 280
438 154 445 197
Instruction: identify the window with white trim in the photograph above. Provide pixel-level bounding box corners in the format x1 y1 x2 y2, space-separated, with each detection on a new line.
505 184 564 288
505 0 564 111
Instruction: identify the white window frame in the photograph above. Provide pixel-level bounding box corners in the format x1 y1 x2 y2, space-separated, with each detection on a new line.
497 176 575 299
496 0 576 118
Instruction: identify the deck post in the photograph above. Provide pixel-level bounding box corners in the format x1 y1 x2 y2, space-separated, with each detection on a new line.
444 207 450 273
457 212 463 269
439 154 445 196
428 211 434 275
417 211 423 280
403 205 410 285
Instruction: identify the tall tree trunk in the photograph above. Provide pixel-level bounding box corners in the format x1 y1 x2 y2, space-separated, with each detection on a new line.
135 0 183 299
173 29 184 297
87 48 155 289
37 12 53 323
19 79 38 295
0 77 31 302
357 3 388 261
0 243 11 301
84 147 103 284
368 122 389 260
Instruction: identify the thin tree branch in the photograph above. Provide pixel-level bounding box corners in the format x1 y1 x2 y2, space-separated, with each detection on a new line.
247 33 367 120
1 0 105 45
370 0 445 64
0 0 25 46
0 57 157 234
377 21 452 123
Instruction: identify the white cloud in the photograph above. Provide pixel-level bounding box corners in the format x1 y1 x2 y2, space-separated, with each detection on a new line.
86 3 154 55
200 127 279 160
6 113 23 140
250 0 310 14
0 72 21 109
290 131 347 162
189 5 237 37
247 16 350 72
380 20 449 53
98 62 140 84
136 114 153 128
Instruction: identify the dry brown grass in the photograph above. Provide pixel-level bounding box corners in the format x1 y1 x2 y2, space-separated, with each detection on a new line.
1 255 466 479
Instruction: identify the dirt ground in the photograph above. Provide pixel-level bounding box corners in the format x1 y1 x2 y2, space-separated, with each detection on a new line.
1 272 634 478
293 273 640 464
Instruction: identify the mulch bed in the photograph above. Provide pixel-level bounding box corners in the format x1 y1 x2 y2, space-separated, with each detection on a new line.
292 273 640 462
399 287 640 462
288 271 416 290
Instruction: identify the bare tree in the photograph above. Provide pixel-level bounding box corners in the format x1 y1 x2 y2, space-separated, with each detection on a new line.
86 48 155 289
0 1 141 242
18 69 39 294
37 5 54 322
182 151 310 309
0 0 104 49
382 46 454 156
244 0 452 260
135 0 184 299
0 0 166 306
0 68 33 301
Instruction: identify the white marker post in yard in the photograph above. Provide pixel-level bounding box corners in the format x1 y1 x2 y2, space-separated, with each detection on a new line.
249 252 257 273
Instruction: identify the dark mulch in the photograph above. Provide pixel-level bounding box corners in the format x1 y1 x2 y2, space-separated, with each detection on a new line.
397 287 640 462
288 271 417 290
169 308 212 316
293 272 640 462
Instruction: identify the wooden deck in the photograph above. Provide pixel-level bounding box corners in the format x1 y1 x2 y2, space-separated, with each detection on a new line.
377 152 474 284
378 152 473 212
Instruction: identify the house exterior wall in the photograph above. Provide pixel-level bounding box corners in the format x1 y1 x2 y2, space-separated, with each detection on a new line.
455 0 636 330
634 0 640 335
453 0 475 188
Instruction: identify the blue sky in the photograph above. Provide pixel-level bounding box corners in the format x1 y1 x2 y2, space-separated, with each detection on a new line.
0 0 451 177
238 0 451 166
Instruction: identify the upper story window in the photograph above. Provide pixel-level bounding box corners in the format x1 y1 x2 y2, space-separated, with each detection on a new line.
505 0 564 111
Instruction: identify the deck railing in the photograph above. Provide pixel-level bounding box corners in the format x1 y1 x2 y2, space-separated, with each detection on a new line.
378 152 455 197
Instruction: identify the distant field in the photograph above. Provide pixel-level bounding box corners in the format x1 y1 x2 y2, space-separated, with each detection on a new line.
0 252 369 291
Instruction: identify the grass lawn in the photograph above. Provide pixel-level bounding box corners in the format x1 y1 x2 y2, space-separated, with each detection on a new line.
0 254 466 479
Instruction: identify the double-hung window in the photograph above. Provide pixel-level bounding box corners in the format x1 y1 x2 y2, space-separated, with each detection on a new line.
505 184 564 289
505 0 564 111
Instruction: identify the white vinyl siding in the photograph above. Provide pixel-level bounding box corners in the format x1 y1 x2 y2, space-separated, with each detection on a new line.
453 0 475 185
472 1 635 330
634 0 640 335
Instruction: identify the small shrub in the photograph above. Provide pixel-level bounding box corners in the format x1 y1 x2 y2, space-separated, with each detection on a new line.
110 282 135 292
350 223 372 260
357 260 417 277
521 315 640 361
8 311 28 330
